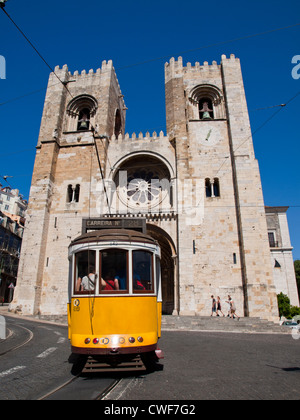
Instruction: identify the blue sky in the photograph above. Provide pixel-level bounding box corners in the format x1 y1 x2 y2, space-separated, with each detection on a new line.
0 0 299 258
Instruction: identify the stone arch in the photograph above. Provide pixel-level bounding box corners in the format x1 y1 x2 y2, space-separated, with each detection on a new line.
110 153 175 214
147 223 177 315
188 84 226 120
66 94 98 132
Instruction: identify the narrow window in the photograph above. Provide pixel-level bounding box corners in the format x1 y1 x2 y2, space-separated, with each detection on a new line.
74 185 80 203
114 109 122 137
67 185 73 203
205 179 212 198
67 185 80 203
233 253 237 265
213 178 220 197
268 232 276 248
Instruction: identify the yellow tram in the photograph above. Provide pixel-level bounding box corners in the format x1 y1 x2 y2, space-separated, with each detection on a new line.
67 229 163 366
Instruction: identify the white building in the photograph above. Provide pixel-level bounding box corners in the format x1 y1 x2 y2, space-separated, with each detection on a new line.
0 186 27 220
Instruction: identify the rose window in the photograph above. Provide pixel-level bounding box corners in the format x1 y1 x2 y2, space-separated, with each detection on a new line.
127 170 161 205
115 158 171 211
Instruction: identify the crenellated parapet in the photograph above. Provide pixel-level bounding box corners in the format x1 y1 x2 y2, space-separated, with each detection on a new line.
110 130 168 143
165 54 240 83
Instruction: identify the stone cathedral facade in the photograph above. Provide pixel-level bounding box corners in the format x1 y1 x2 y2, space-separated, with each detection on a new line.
11 54 299 320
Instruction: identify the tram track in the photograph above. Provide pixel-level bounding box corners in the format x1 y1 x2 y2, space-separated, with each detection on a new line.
38 374 121 400
0 323 34 357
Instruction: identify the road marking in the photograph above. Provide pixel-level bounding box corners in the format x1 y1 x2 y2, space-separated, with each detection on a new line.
36 347 57 359
57 337 66 344
0 366 26 379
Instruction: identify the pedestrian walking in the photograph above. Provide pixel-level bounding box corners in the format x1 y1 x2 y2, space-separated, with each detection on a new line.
211 295 217 316
229 297 241 320
225 295 232 317
216 296 225 317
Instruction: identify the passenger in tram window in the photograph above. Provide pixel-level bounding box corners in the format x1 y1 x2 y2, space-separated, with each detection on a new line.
81 266 97 292
133 273 146 291
101 269 120 291
115 271 127 291
76 276 82 292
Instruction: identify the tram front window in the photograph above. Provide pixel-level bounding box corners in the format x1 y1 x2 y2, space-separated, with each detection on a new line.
133 251 153 292
101 249 128 292
75 250 96 294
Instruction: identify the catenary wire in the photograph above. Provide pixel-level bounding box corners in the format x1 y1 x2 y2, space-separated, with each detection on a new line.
1 6 299 215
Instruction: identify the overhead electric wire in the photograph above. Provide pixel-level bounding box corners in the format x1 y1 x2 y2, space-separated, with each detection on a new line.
0 15 300 107
216 87 300 175
115 22 300 71
0 6 73 97
1 5 300 216
1 5 113 211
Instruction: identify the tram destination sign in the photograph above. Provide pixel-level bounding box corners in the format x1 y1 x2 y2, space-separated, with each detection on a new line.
82 218 147 234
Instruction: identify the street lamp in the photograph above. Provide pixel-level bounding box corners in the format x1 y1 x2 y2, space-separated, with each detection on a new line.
0 0 8 9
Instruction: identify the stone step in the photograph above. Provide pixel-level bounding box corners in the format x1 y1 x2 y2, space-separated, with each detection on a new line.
161 315 289 334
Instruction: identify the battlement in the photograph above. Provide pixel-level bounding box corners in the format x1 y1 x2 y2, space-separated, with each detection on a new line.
53 59 115 78
110 130 168 143
165 54 240 82
49 60 125 110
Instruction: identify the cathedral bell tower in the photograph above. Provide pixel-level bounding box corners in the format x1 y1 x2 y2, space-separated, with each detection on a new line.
165 55 278 320
11 61 126 316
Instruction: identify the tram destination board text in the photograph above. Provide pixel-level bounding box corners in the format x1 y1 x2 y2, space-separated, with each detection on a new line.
82 218 147 234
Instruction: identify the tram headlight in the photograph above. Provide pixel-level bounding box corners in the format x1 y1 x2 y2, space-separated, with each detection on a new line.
85 338 91 344
137 336 144 343
129 337 135 344
93 338 99 345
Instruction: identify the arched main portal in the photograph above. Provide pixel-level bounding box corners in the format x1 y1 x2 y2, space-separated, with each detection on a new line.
147 224 176 315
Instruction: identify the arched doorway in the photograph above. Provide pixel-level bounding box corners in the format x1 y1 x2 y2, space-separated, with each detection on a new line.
147 224 176 315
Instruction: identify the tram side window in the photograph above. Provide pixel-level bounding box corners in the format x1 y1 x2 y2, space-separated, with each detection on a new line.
100 249 128 293
75 250 96 294
132 251 153 293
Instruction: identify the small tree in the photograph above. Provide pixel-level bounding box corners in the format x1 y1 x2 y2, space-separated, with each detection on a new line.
277 292 300 319
277 293 292 318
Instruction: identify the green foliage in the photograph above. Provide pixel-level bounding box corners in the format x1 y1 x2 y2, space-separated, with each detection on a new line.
277 292 300 319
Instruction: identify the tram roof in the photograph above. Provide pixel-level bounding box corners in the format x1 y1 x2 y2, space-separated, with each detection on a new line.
70 229 158 247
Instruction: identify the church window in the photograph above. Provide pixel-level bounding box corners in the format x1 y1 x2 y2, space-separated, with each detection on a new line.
188 84 226 120
66 95 98 133
74 184 80 202
205 178 220 198
114 155 172 212
205 178 212 198
213 178 220 197
67 184 80 203
114 109 122 137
